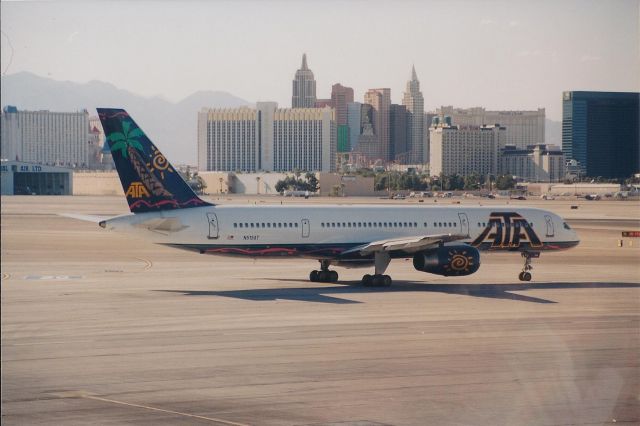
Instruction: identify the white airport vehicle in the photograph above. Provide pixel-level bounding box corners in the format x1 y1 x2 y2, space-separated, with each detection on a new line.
68 109 580 285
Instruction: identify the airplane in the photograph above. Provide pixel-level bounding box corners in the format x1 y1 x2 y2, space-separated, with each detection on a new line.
68 108 580 286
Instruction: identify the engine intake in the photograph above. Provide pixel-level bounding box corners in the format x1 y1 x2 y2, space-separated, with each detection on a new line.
413 245 481 276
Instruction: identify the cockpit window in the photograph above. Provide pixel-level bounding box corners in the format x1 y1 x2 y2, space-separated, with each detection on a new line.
563 222 571 230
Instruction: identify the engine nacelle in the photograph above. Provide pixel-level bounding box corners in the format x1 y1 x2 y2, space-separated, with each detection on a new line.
413 245 481 276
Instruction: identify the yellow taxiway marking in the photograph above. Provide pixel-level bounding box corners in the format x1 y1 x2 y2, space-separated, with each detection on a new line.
84 395 250 426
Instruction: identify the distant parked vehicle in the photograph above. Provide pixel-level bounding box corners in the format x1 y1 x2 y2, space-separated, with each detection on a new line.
585 194 601 200
511 195 527 200
541 194 555 200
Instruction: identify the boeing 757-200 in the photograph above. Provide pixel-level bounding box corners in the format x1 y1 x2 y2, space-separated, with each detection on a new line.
68 108 580 286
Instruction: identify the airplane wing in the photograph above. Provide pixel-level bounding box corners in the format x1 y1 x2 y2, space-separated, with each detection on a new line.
341 233 469 256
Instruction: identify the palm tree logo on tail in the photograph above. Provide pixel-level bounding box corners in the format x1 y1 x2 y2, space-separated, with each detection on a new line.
108 120 172 198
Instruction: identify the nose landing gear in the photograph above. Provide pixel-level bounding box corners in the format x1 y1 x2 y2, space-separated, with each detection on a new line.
518 252 538 281
309 260 338 283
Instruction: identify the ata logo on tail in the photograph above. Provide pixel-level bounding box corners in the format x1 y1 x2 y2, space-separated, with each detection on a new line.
125 182 150 198
471 212 542 249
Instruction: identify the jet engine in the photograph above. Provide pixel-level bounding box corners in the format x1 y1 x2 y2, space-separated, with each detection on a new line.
412 245 481 276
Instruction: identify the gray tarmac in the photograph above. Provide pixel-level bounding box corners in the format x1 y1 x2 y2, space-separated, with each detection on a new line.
2 196 639 425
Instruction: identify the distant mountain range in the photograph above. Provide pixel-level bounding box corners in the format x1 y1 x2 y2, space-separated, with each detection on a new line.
0 72 250 164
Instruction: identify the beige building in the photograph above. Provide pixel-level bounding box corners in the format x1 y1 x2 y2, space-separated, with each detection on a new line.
198 103 335 173
318 174 376 196
499 144 565 182
1 106 91 168
429 124 505 177
437 106 545 148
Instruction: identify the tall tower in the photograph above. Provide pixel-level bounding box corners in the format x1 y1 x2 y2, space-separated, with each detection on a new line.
292 53 317 108
402 65 425 163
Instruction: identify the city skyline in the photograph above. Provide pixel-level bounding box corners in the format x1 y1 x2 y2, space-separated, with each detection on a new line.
2 1 638 121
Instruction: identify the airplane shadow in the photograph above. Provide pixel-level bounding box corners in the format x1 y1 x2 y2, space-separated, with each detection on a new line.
156 281 640 305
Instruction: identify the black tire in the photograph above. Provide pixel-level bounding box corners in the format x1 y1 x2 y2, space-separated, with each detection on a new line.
362 274 373 286
518 272 525 281
382 275 392 286
523 272 532 281
310 270 319 282
318 271 329 282
329 270 338 282
372 275 385 286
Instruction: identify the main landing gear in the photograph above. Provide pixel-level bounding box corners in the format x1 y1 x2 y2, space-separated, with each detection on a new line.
309 260 338 283
518 252 537 282
362 252 392 287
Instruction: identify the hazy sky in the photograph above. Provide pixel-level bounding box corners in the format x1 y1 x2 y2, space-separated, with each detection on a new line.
1 0 638 120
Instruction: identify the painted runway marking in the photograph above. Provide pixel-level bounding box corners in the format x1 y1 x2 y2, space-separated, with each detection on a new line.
135 257 153 270
23 275 83 281
83 395 250 426
1 272 11 281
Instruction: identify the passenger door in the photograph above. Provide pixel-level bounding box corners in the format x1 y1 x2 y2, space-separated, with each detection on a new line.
207 213 219 239
301 218 310 238
544 214 555 237
458 213 469 237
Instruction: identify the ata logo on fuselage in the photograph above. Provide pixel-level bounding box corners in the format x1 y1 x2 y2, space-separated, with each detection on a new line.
471 212 543 249
125 182 150 198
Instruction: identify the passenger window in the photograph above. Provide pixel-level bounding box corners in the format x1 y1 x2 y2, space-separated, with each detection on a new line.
234 223 237 228
295 223 298 228
267 223 271 228
434 222 437 227
278 223 282 228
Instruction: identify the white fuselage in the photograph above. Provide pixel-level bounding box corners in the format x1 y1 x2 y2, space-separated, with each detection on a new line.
103 204 580 259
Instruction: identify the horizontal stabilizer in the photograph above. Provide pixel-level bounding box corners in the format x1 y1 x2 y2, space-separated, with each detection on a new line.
60 213 113 223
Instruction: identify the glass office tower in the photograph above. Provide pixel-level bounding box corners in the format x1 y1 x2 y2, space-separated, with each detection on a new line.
562 91 639 179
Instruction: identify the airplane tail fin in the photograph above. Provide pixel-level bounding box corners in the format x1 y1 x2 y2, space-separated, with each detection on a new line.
97 108 213 213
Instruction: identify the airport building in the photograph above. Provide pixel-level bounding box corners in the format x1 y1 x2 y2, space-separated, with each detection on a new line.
198 103 336 173
429 124 505 177
436 106 545 148
499 144 565 182
1 160 73 195
562 91 639 179
1 106 91 168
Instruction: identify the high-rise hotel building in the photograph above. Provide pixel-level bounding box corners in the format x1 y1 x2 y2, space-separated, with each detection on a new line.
292 54 317 108
437 106 545 149
198 103 336 173
429 124 505 177
1 106 90 167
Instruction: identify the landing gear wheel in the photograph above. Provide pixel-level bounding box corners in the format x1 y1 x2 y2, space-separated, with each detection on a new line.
318 271 329 282
362 274 373 286
364 274 392 286
328 270 338 283
519 252 536 282
310 270 319 282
